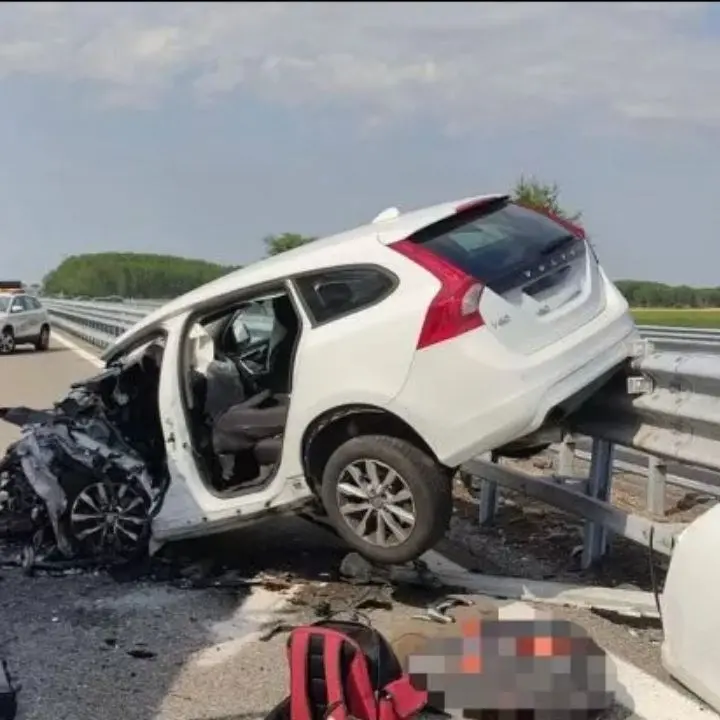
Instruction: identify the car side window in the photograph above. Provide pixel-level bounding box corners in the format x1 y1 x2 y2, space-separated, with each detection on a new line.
27 297 42 310
10 296 27 313
295 267 395 325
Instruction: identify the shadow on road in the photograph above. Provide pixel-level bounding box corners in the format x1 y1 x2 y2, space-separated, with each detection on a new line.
7 346 66 356
2 515 430 720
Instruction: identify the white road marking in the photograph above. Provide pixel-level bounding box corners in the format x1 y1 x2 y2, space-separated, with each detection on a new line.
610 653 718 719
193 585 301 668
53 330 104 367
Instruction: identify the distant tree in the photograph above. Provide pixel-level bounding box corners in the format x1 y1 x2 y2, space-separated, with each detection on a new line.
512 174 582 224
613 280 720 309
264 232 317 257
42 252 238 299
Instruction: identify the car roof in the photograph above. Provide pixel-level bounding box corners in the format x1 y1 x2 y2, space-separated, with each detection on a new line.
102 192 504 361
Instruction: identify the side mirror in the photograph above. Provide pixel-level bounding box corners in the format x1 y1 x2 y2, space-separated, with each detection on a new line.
10 305 22 313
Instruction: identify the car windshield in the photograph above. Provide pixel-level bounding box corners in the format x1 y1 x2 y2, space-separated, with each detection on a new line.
0 295 10 312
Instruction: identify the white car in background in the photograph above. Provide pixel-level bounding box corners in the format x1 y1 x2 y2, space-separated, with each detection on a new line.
0 193 638 566
0 292 51 354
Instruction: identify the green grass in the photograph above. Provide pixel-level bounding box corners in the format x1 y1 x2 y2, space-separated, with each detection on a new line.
631 307 720 328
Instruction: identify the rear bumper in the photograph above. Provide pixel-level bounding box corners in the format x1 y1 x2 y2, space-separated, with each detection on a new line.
390 302 639 467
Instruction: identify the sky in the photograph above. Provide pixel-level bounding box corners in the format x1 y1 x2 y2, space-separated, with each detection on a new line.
1 2 720 287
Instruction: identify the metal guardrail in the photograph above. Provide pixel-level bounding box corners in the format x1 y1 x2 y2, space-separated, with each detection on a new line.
38 296 720 568
637 324 720 351
41 297 273 350
41 297 720 351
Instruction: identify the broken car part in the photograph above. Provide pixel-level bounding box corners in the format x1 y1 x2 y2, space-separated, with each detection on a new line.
411 596 475 624
0 344 168 565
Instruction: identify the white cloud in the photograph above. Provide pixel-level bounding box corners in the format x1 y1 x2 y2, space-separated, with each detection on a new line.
0 1 718 131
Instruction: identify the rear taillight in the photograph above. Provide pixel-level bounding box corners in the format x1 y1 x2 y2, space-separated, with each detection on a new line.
390 239 484 349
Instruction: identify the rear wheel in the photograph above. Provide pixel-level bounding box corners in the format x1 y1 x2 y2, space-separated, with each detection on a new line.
319 435 453 565
35 324 50 351
0 328 15 355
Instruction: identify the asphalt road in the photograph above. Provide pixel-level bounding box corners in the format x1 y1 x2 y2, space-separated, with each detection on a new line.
0 333 712 720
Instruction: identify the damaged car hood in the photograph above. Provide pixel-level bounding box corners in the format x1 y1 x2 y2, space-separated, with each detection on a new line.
0 344 168 564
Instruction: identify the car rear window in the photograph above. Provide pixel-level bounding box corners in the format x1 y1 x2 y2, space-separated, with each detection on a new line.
295 267 395 325
409 200 583 291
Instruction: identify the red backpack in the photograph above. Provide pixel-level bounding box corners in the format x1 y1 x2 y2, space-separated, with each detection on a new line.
266 619 429 720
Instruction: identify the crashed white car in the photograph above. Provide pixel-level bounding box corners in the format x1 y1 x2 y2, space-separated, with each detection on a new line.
0 194 637 566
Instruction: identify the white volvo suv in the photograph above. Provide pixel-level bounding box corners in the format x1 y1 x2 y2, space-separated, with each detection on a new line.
1 193 638 567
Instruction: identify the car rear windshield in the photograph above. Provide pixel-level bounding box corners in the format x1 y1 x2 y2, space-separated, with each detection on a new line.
409 200 581 289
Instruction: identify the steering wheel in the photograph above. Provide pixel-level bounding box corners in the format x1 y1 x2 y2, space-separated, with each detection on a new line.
231 354 261 396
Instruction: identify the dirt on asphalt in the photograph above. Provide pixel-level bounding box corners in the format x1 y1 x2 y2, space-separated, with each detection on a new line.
1 448 715 719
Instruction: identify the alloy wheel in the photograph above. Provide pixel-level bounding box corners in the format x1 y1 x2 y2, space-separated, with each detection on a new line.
69 480 151 558
335 458 417 548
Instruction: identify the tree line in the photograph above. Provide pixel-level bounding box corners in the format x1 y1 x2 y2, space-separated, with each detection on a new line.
41 178 714 307
43 252 239 300
614 281 720 308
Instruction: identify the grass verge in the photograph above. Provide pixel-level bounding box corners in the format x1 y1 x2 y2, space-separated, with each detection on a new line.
631 308 720 328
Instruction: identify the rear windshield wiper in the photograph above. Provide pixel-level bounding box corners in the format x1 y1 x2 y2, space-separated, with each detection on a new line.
540 234 576 256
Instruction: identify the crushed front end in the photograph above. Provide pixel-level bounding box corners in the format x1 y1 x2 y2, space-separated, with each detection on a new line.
0 344 168 567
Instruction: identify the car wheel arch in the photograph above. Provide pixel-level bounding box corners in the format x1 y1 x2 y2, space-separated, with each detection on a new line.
301 403 449 493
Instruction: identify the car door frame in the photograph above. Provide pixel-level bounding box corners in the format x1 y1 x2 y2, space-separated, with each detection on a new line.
9 296 31 341
152 279 315 543
23 296 43 339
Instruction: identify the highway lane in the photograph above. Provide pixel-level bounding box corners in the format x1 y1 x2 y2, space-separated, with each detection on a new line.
0 333 710 720
0 339 97 452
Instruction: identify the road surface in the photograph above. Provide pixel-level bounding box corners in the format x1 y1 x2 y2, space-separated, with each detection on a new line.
0 334 714 720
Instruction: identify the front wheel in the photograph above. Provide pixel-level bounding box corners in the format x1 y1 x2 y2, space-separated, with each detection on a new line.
319 435 453 565
35 325 50 352
0 328 15 355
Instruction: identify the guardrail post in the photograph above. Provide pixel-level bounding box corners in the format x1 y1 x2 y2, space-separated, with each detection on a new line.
478 451 499 526
557 433 576 478
581 438 614 569
646 456 667 517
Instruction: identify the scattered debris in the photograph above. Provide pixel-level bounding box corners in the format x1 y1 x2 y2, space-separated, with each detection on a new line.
126 648 156 660
339 551 442 589
411 595 474 624
420 552 661 619
0 660 18 720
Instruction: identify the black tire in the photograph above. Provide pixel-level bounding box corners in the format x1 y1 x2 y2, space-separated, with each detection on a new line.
35 324 50 351
319 434 453 565
0 327 15 355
